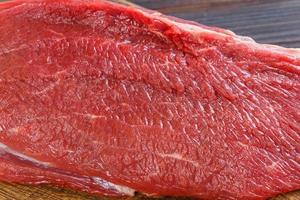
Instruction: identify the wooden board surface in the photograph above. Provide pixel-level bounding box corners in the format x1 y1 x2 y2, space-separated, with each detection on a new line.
131 0 300 48
0 0 299 200
0 182 299 200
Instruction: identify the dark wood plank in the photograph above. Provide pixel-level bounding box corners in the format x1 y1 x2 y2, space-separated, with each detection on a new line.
0 182 99 200
0 182 299 200
131 0 300 48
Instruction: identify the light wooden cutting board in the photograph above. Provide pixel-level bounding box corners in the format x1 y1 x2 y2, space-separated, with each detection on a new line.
0 0 299 199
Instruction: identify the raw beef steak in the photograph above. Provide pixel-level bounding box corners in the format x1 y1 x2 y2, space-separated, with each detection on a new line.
0 0 299 199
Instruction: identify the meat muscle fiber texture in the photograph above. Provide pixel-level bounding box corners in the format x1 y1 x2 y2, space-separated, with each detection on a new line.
0 0 299 199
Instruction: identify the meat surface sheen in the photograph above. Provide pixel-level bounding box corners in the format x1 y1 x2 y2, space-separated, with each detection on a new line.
0 0 299 199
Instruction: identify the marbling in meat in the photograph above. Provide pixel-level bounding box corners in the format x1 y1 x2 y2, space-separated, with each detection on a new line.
0 0 299 199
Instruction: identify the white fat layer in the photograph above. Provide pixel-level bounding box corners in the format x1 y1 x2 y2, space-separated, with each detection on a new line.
0 142 133 195
93 177 135 196
0 142 134 196
0 142 52 167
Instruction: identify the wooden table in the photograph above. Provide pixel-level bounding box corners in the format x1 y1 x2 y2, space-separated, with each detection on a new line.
0 0 299 199
131 0 300 48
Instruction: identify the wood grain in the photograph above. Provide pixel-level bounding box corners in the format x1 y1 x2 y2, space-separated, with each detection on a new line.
0 0 299 200
131 0 300 48
0 182 299 200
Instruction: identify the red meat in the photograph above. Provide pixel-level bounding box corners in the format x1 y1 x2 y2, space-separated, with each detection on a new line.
0 0 299 199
